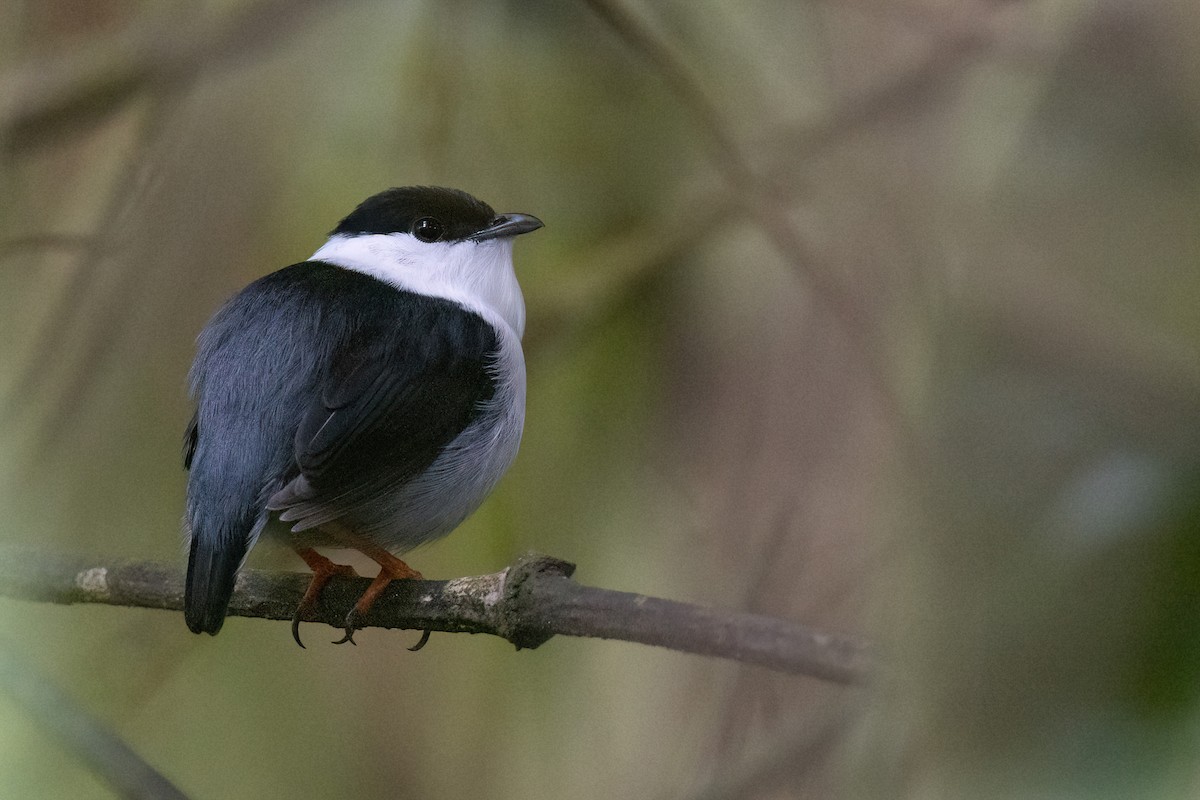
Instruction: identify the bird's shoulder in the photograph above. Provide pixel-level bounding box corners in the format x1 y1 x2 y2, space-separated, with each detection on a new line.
204 260 500 354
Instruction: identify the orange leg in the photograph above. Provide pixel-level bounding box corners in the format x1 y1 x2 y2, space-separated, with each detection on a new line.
329 532 423 646
292 548 359 648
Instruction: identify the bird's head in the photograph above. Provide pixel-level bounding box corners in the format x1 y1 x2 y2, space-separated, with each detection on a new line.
313 186 543 336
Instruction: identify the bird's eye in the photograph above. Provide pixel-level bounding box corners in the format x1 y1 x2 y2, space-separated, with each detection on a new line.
412 217 444 243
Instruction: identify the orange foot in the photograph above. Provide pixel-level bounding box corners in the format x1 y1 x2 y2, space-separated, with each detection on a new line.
292 548 360 648
331 542 423 646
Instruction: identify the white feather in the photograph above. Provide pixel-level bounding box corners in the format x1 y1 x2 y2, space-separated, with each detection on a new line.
310 233 525 338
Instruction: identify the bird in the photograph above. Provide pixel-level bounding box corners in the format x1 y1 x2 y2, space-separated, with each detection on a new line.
182 186 542 645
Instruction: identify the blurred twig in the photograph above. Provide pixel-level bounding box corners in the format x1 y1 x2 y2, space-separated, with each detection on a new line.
683 712 850 800
0 0 355 449
0 641 190 800
0 0 345 147
525 185 732 352
536 6 997 347
779 31 988 159
582 0 752 188
580 0 991 432
1 88 176 436
0 547 871 684
0 234 96 261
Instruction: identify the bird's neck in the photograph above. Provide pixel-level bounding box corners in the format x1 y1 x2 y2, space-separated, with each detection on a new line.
311 233 526 338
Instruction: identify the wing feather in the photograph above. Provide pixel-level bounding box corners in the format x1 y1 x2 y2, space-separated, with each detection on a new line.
267 298 498 531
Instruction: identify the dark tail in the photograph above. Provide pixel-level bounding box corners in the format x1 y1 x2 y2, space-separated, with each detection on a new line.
184 532 249 635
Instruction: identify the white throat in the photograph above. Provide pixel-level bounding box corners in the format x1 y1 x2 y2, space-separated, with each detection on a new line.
311 233 526 338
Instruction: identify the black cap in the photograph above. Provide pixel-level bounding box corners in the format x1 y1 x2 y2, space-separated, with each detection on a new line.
332 186 497 241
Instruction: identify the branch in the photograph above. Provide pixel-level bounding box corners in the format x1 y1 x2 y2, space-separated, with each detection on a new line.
687 713 849 800
0 233 97 262
0 547 870 685
0 0 348 145
579 0 988 442
0 641 190 800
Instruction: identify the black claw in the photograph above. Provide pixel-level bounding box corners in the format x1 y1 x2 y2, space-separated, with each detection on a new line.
332 609 361 645
291 614 307 649
408 630 432 652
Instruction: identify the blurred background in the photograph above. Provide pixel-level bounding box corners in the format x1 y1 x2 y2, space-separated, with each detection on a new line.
2 0 1199 797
